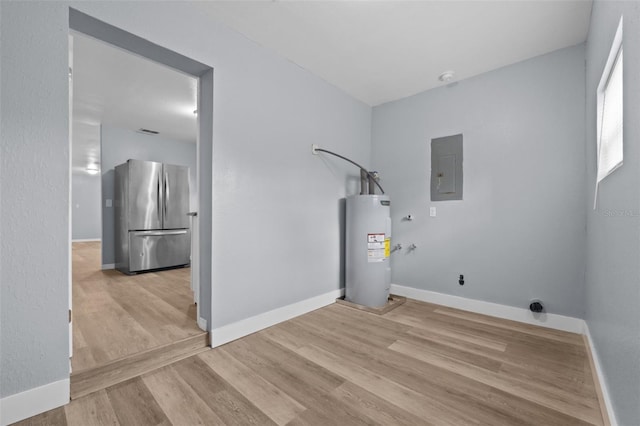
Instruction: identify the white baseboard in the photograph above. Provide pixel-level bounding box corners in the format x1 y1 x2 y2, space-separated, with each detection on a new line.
211 288 344 348
197 317 208 332
0 379 69 426
390 284 584 334
101 263 115 270
583 323 618 426
71 238 101 242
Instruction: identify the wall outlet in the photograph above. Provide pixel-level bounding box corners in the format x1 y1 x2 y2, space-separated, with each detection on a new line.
311 144 319 155
429 207 436 217
106 199 112 208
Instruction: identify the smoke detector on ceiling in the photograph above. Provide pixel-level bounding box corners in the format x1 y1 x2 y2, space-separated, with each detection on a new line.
438 71 455 82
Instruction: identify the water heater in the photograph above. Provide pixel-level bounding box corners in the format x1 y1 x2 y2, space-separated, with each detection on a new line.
345 194 391 307
312 145 391 308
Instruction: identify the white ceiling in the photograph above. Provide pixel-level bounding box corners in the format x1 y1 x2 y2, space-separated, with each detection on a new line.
198 0 593 106
71 1 593 173
71 33 197 174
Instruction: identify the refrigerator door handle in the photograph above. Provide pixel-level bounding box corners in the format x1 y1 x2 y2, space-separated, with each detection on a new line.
157 174 162 224
164 172 169 219
134 230 188 236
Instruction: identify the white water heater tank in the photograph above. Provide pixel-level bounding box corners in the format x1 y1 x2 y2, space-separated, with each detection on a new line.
345 194 391 307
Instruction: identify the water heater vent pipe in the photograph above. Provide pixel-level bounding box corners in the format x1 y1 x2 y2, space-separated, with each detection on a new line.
312 145 385 194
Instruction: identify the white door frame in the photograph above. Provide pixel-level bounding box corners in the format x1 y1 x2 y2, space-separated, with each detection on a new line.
68 34 74 365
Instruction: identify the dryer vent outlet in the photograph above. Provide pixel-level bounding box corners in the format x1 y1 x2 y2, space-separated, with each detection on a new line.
529 300 544 313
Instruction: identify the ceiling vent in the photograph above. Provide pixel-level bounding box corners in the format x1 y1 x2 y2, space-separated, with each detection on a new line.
137 128 159 135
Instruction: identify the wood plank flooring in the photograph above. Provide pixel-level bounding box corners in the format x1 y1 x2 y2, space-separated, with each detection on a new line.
17 298 606 425
71 332 209 399
71 241 203 372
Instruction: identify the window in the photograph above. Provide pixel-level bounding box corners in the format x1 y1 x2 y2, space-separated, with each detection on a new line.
595 17 623 207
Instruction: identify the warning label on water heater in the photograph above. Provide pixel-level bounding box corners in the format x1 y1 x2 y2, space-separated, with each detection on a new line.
367 233 386 263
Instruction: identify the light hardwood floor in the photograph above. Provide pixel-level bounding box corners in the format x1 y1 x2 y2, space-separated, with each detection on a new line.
71 242 203 372
18 297 606 425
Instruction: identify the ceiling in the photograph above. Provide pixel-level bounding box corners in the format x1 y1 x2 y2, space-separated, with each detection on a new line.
71 33 197 174
71 1 593 173
198 0 593 106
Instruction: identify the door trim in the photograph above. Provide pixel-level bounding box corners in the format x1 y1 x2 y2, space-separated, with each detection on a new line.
69 8 213 334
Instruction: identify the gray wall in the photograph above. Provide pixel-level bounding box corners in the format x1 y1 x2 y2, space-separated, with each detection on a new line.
372 45 587 318
100 124 197 266
585 1 640 424
0 1 370 401
72 173 102 240
1 1 71 400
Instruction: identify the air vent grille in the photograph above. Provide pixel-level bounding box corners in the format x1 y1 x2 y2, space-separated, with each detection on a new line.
137 128 159 135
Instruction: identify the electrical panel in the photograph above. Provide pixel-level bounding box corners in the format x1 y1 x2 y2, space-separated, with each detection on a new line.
431 134 463 201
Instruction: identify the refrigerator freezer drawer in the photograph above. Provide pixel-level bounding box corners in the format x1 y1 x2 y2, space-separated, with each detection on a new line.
129 230 191 272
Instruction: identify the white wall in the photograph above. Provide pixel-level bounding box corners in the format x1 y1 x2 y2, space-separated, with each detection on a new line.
71 173 101 240
372 44 587 318
100 124 197 266
0 0 371 410
585 1 640 424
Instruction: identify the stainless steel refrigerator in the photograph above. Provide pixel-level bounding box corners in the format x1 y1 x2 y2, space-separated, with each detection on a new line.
114 159 191 274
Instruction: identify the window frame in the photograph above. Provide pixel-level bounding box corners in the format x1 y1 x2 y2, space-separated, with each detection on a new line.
594 16 624 207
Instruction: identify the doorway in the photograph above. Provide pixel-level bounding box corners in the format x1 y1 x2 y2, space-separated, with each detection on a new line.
68 9 213 385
